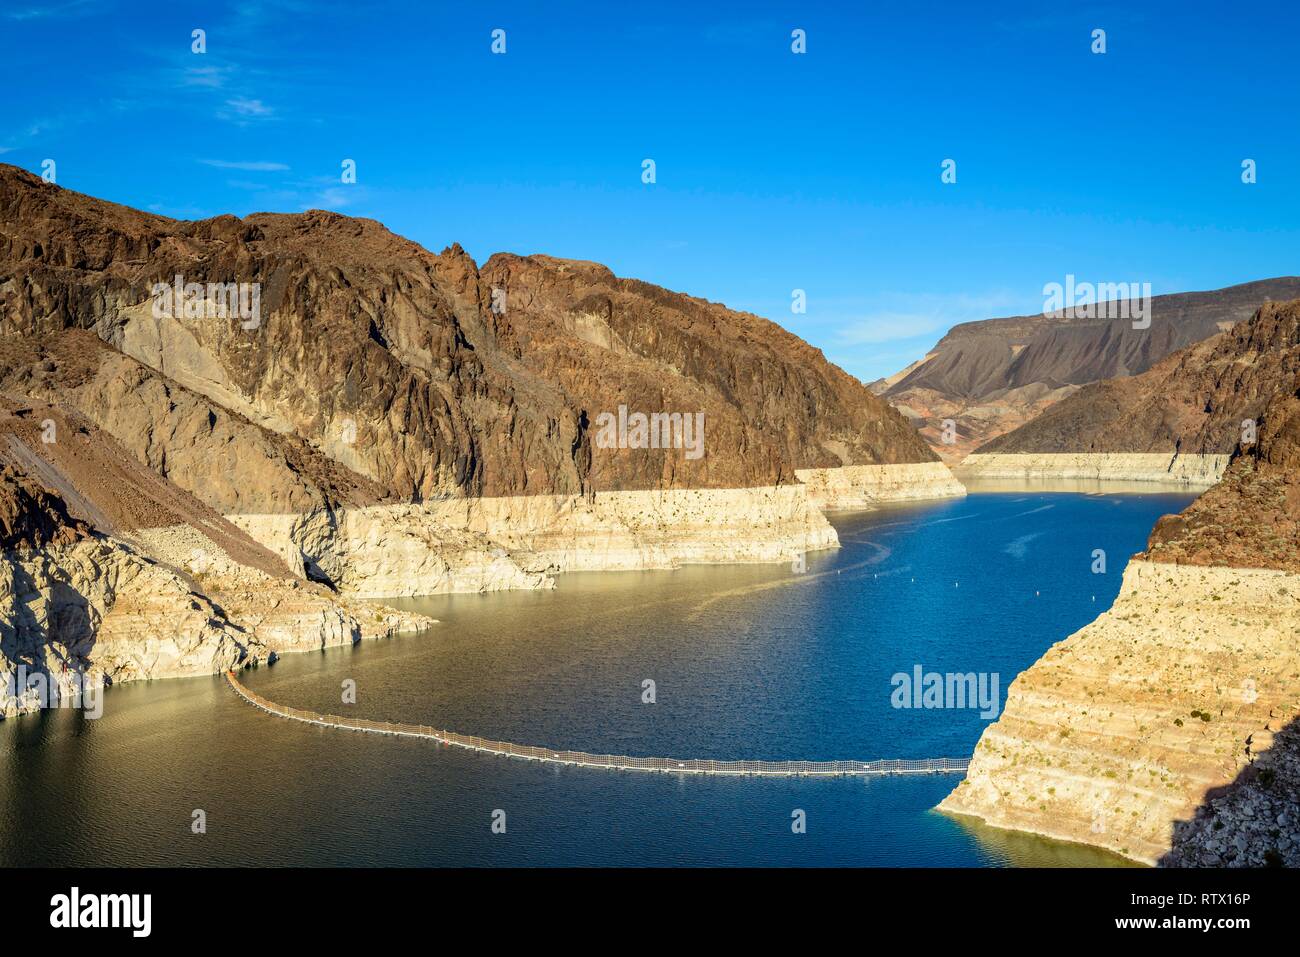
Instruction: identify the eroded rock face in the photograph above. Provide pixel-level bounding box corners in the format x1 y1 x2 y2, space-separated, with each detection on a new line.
0 531 431 718
793 463 967 510
0 164 961 717
0 407 429 719
480 253 937 491
0 462 91 550
229 484 838 598
1143 367 1300 574
957 452 1230 488
0 331 390 516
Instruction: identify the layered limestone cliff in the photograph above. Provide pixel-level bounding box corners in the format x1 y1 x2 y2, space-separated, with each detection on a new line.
939 562 1300 864
794 463 967 511
230 484 839 598
957 452 1229 488
0 533 429 718
0 406 429 718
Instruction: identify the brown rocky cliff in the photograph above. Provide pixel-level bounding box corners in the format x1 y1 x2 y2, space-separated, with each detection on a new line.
0 330 390 515
481 253 935 492
0 164 936 504
1142 333 1300 574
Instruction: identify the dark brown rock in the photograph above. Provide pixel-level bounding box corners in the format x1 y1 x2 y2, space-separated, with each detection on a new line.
0 163 935 506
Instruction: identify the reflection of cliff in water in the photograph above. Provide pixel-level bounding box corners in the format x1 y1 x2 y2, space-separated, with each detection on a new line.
941 811 1143 868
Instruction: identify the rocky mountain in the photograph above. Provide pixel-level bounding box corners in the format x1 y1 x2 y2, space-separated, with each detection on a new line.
872 278 1300 461
977 300 1300 459
0 164 936 501
940 299 1300 866
0 164 962 716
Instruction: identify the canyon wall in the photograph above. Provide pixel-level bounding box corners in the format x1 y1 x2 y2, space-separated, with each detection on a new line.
939 561 1299 864
794 462 967 511
229 484 838 598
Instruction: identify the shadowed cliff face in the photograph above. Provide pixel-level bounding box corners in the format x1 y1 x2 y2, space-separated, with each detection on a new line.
0 330 392 515
1161 712 1299 867
0 462 91 551
981 299 1300 460
0 164 935 504
873 279 1300 460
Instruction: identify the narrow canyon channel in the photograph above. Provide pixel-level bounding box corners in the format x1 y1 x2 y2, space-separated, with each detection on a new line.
0 483 1197 866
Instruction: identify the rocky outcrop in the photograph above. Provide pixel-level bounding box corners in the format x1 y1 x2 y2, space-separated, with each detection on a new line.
0 403 429 719
939 561 1300 864
873 278 1300 460
794 463 967 511
0 531 429 718
957 452 1229 488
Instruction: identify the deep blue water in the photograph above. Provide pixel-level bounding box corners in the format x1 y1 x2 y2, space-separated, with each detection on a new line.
0 488 1193 866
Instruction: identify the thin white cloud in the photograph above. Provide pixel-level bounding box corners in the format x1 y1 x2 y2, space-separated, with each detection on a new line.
836 312 953 346
181 65 230 89
833 291 1025 346
5 0 101 21
200 159 289 171
220 97 274 120
303 187 356 210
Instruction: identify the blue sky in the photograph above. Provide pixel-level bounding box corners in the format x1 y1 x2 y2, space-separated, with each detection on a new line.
2 0 1297 381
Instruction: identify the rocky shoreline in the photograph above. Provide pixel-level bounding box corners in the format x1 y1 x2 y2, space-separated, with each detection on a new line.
0 532 432 720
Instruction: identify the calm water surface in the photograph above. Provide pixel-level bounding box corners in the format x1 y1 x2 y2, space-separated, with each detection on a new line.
0 487 1195 866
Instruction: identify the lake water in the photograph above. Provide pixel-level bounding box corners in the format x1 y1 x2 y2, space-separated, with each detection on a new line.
0 486 1195 866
